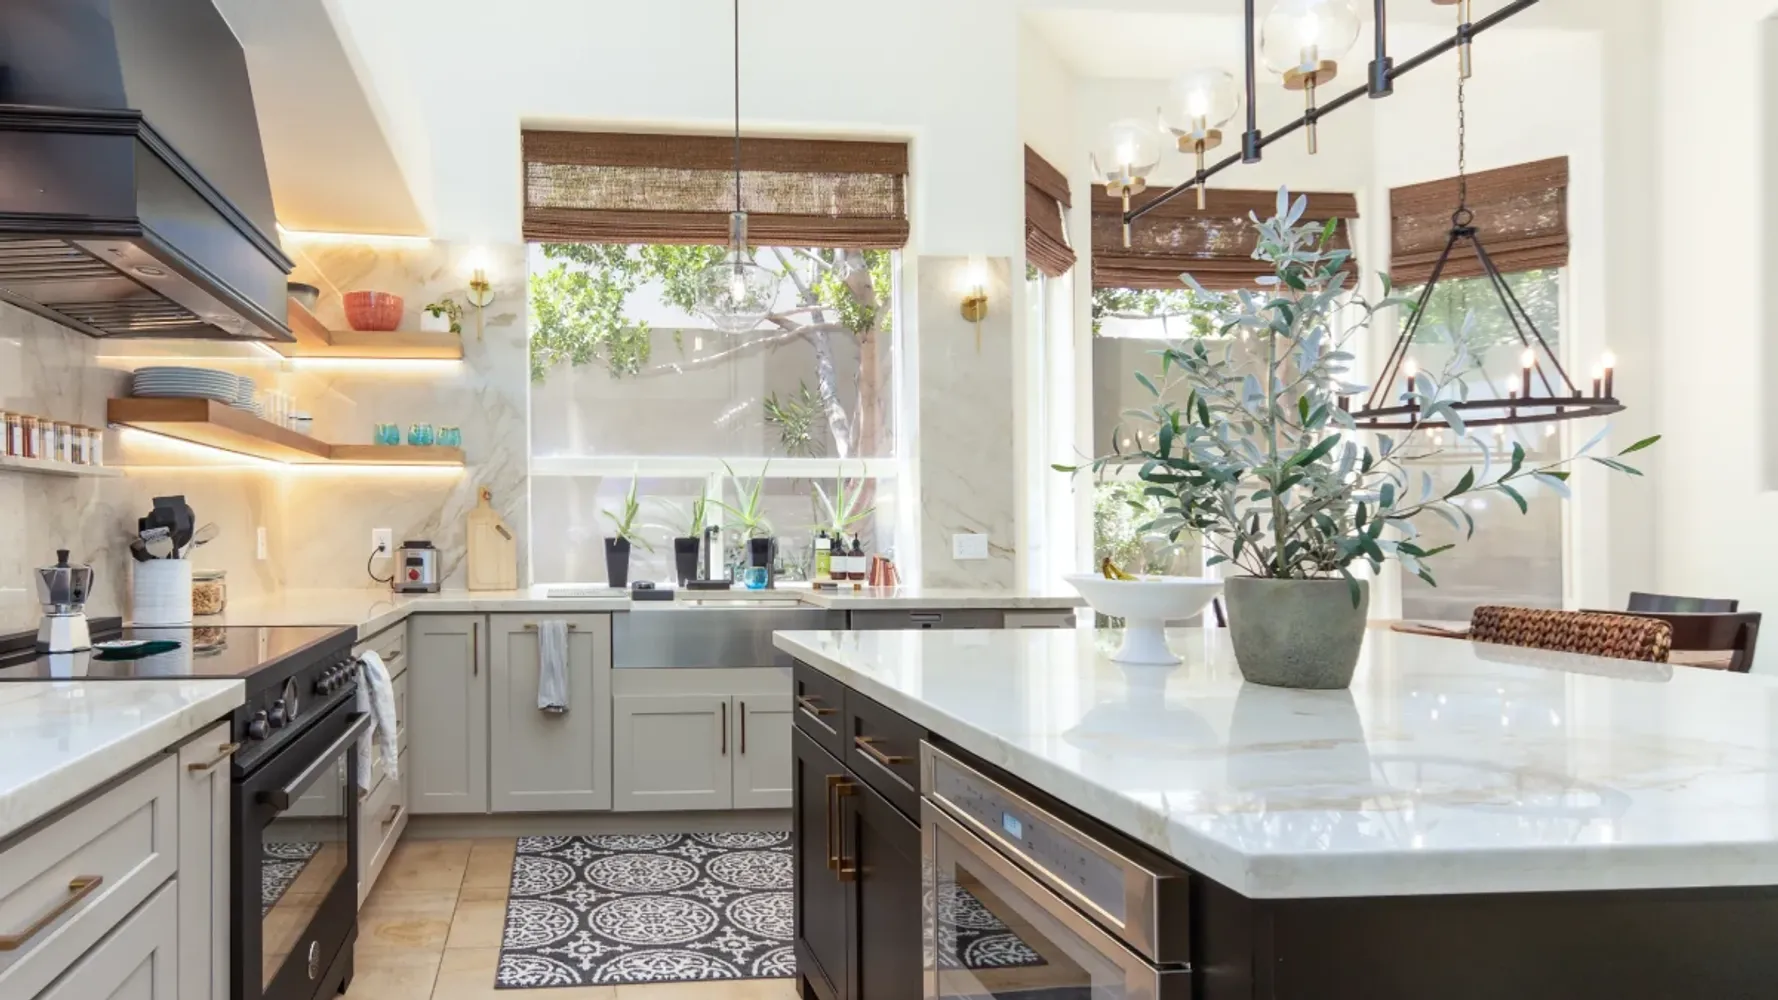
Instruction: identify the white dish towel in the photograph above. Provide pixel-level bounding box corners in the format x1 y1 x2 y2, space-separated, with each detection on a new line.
356 651 399 789
537 620 570 713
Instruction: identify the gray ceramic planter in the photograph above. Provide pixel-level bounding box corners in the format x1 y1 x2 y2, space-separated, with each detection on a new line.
1225 576 1370 689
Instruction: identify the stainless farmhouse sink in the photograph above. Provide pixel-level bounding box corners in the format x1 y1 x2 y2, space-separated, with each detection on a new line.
613 603 842 668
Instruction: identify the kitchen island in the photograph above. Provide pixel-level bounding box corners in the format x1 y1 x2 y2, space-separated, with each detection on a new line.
773 625 1778 999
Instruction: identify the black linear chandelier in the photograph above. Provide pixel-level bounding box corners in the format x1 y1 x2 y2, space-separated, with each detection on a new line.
1098 0 1618 431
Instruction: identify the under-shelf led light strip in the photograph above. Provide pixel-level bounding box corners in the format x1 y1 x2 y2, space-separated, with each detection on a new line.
113 427 465 475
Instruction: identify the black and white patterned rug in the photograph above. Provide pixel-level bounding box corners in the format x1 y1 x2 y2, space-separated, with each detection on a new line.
935 879 1046 970
496 832 795 986
261 841 320 916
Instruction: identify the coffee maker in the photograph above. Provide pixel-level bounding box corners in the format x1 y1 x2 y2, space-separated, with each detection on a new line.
36 549 94 652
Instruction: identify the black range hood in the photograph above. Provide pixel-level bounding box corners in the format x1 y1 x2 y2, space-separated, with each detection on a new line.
0 0 293 342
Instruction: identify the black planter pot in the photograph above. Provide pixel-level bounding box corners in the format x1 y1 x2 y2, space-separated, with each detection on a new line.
604 537 631 589
673 537 700 585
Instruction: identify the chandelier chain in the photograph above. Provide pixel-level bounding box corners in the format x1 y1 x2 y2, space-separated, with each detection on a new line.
733 0 742 215
1454 28 1470 225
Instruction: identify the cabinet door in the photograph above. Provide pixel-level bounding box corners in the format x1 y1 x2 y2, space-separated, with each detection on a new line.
844 776 923 1000
611 694 731 811
177 723 234 1000
489 615 613 812
36 881 177 1000
792 729 848 1000
408 615 489 814
732 694 793 809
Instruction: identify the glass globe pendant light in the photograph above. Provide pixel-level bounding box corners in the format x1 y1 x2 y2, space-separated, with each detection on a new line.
694 0 781 334
1160 68 1241 209
1260 0 1360 154
1089 118 1164 248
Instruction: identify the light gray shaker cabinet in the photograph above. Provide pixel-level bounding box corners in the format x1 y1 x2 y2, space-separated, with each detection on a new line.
406 614 489 814
488 614 614 812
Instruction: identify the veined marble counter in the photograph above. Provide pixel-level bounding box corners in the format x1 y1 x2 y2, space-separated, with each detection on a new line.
774 626 1778 899
0 679 244 842
187 586 1082 637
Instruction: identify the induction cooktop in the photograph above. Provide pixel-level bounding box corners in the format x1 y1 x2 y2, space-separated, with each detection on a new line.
0 623 350 681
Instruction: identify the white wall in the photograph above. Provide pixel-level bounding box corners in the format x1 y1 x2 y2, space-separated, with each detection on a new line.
1658 0 1775 665
327 0 1025 256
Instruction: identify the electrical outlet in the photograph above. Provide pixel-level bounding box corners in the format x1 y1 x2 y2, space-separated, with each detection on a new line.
256 526 268 561
952 533 990 560
371 528 393 555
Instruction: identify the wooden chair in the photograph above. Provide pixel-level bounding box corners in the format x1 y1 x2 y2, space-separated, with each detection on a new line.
1586 609 1762 673
1469 606 1672 662
1627 591 1739 614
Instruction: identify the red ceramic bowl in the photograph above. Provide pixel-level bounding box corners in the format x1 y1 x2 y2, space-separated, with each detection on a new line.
343 291 404 331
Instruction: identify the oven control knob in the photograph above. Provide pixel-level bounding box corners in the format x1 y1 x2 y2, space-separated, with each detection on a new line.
268 700 288 729
247 711 270 741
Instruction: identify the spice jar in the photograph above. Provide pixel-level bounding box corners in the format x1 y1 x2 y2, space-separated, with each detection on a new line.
53 422 73 463
88 426 103 467
192 570 228 616
0 412 14 457
72 426 90 465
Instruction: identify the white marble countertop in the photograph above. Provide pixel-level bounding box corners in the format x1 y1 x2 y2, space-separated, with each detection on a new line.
190 586 1081 637
774 626 1778 899
0 679 244 842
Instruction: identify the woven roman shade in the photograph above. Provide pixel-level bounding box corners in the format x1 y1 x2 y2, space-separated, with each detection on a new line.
1025 146 1075 277
522 130 909 248
1092 188 1360 290
1390 157 1567 284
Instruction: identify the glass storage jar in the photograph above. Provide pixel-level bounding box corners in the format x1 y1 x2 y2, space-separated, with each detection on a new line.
192 569 228 617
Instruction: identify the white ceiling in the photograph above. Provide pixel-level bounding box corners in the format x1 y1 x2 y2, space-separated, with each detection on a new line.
213 0 428 235
1025 0 1615 80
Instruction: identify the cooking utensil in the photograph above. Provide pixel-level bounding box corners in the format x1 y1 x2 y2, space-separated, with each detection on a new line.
180 522 218 559
129 540 151 563
467 489 517 591
139 526 174 559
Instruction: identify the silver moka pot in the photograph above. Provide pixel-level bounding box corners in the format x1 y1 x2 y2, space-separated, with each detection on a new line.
37 549 95 652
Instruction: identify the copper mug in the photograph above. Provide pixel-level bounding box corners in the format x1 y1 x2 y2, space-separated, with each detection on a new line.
866 554 898 588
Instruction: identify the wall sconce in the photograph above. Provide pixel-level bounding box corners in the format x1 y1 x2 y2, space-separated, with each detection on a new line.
959 258 988 323
462 249 495 341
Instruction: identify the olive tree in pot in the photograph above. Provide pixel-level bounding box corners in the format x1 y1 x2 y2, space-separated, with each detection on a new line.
601 473 652 589
1065 190 1657 689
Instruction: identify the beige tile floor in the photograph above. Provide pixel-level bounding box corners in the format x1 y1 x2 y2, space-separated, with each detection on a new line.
347 838 801 1000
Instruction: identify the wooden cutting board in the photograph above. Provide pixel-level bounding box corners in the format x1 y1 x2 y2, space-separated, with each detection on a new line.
466 487 517 591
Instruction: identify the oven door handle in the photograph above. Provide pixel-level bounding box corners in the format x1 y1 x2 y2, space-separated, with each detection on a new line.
259 714 372 809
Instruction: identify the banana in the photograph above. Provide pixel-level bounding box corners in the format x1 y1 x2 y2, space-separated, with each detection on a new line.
1100 557 1136 581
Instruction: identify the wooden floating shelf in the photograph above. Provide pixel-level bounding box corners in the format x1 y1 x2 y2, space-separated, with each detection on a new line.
107 398 466 467
0 454 122 479
273 298 465 360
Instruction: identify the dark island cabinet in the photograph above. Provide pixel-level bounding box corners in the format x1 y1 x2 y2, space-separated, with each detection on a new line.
793 663 925 1000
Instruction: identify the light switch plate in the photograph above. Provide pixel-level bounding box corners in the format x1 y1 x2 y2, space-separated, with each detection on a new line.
952 533 990 560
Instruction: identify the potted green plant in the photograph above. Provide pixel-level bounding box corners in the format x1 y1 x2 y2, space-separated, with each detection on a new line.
811 466 875 581
421 297 463 335
659 486 711 585
601 471 652 588
1064 190 1657 688
715 460 776 587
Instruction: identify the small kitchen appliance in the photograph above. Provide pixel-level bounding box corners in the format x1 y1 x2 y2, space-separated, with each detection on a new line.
35 549 94 652
394 540 441 593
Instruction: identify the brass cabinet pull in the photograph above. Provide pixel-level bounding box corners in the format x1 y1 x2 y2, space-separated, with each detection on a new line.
471 621 479 676
0 875 103 952
739 700 747 755
186 742 241 774
854 735 910 767
834 780 858 882
796 694 836 717
521 622 578 631
719 702 729 756
824 774 843 870
383 804 403 826
383 649 403 662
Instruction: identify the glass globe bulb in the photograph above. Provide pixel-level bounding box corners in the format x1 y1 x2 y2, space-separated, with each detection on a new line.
1260 0 1360 75
696 252 780 334
1163 68 1241 142
1090 119 1164 193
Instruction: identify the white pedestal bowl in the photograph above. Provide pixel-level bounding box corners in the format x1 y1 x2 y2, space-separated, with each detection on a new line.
1062 574 1225 665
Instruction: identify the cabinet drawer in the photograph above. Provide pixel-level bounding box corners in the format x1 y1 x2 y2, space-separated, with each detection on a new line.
393 669 409 755
34 880 177 1000
356 623 407 677
358 749 408 907
843 689 924 821
792 660 846 757
0 758 178 999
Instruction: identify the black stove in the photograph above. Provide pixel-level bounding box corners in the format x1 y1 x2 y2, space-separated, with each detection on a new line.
0 622 358 773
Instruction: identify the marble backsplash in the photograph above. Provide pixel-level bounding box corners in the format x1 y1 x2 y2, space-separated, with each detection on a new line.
0 240 529 635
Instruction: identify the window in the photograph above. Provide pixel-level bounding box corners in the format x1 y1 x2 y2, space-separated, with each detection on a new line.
528 241 902 585
1396 268 1565 620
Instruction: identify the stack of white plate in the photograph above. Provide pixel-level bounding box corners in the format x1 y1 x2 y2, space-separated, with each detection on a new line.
231 376 262 418
130 367 242 405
